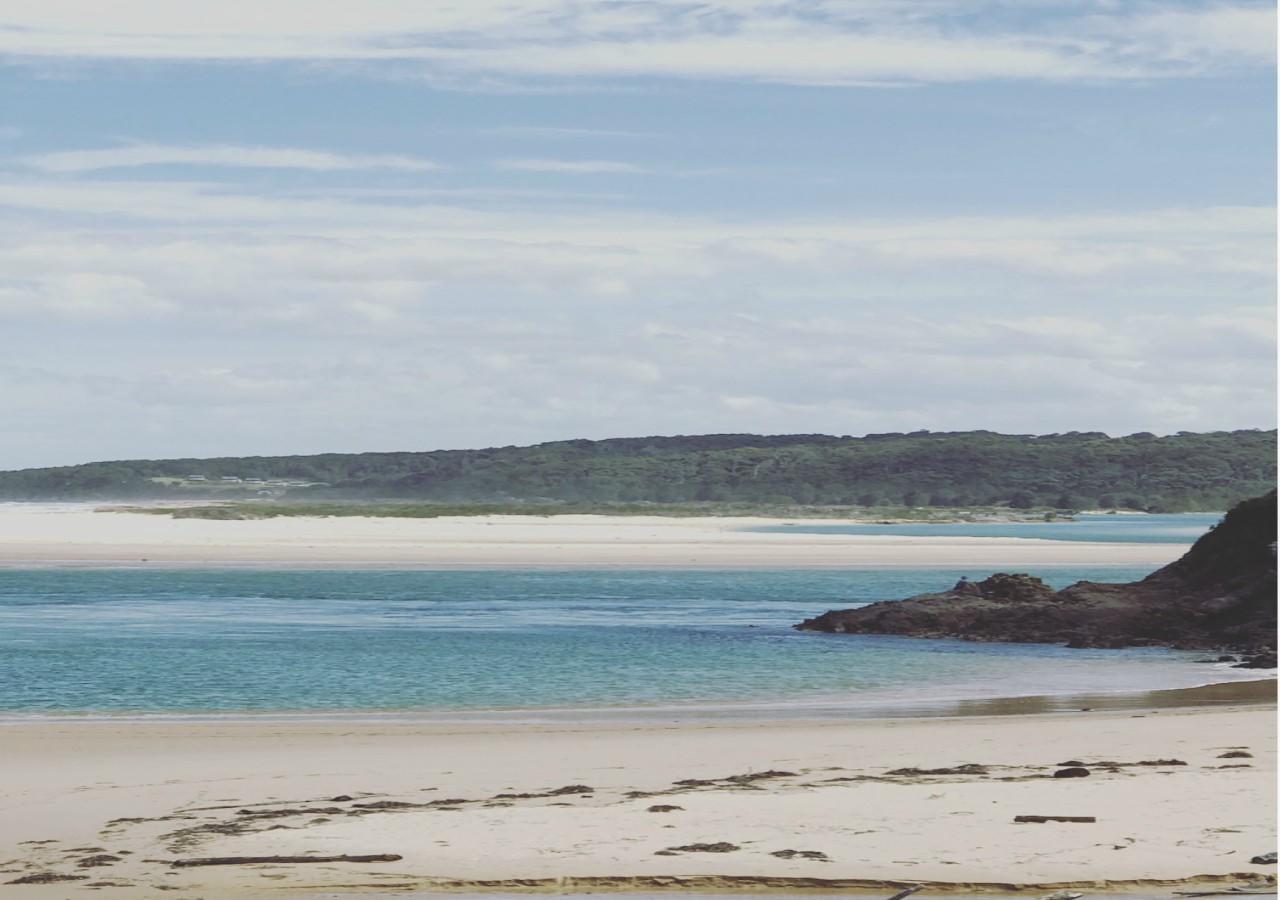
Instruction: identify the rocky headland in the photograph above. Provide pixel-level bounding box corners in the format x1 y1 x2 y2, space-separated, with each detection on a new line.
796 491 1277 662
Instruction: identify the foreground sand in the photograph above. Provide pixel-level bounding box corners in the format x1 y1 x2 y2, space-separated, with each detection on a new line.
0 505 1185 568
2 700 1274 897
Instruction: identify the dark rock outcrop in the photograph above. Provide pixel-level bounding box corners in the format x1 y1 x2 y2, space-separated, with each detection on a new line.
795 491 1277 652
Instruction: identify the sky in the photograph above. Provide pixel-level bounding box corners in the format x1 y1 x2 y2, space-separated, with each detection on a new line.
0 1 1275 469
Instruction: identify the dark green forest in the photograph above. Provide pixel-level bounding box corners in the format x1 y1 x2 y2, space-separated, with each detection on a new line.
1 430 1273 512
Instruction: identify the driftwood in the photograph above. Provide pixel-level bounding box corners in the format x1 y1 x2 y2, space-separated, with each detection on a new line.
1014 815 1097 824
171 853 402 868
886 886 924 900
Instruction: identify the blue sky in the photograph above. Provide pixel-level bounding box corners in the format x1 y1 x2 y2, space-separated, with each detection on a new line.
0 1 1275 468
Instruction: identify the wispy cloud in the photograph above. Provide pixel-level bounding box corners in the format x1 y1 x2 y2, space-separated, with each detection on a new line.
0 2 1272 86
494 158 648 174
22 143 441 173
0 175 1272 314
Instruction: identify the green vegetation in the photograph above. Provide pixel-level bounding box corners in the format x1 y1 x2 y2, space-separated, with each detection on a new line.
3 429 1274 513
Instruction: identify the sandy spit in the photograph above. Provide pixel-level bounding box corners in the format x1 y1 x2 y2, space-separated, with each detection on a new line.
0 505 1185 568
0 703 1274 896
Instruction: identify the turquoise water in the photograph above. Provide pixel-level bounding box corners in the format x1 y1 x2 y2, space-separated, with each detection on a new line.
0 565 1251 718
749 512 1220 543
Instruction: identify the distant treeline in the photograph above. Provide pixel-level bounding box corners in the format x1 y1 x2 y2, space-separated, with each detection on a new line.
1 430 1274 512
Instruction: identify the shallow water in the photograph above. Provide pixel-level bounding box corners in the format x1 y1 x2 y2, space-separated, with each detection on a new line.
0 563 1260 718
748 512 1220 543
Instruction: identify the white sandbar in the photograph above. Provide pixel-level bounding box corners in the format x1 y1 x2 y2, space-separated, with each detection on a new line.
0 505 1185 568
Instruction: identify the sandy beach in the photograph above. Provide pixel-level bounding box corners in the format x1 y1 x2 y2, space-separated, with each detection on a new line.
0 505 1187 568
1 694 1274 897
1 503 1271 897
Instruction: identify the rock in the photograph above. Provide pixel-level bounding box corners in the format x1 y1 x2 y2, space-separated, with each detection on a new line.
547 785 594 795
1250 852 1277 865
795 491 1276 653
1053 767 1090 778
1218 751 1254 759
1233 652 1278 669
1041 892 1084 900
647 805 683 813
329 795 354 802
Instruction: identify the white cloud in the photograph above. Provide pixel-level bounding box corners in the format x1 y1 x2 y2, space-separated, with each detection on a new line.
0 169 1271 465
440 28 1129 86
3 302 1271 469
0 272 172 316
1104 5 1277 69
0 2 1272 86
22 143 440 173
0 179 1271 329
2 175 1270 270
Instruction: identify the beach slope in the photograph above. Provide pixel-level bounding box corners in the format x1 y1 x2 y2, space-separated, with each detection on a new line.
1 702 1274 896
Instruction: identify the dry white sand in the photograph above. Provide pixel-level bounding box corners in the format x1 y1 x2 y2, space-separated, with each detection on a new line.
0 704 1273 896
0 504 1185 568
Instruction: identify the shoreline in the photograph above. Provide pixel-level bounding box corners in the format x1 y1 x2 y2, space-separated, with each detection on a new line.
3 678 1274 729
0 557 1175 571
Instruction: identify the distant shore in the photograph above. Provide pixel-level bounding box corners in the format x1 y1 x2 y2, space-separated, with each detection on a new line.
0 504 1187 569
104 500 1159 523
1 694 1272 896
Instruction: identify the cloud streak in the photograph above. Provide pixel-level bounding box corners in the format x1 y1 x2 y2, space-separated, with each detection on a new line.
22 143 440 173
0 2 1272 86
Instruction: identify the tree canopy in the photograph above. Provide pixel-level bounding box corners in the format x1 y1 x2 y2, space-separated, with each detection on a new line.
0 429 1272 512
